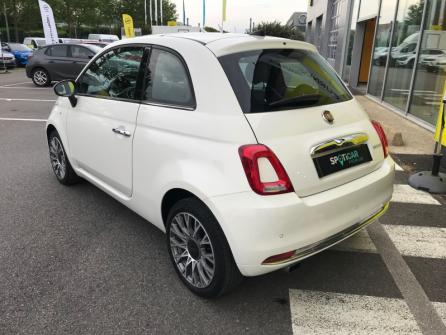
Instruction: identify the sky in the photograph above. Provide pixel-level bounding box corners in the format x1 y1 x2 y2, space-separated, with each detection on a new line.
171 0 308 33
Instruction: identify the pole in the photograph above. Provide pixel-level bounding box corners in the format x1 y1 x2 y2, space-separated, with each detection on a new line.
249 17 252 32
183 0 186 25
149 0 152 25
144 0 147 25
160 0 164 25
3 2 10 42
160 0 163 25
202 0 206 28
154 0 158 25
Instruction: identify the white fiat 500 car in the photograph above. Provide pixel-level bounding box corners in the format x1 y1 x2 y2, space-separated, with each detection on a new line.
48 33 394 298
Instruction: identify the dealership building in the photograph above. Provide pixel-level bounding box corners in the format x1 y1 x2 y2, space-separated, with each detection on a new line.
306 0 446 130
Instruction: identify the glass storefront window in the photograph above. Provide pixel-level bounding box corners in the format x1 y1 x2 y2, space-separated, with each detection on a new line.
342 0 360 81
409 0 446 125
368 0 399 97
383 0 424 111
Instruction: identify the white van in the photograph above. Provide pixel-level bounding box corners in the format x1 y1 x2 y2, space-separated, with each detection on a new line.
87 34 119 43
23 37 46 49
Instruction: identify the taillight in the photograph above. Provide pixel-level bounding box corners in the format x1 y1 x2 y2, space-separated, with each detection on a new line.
371 120 389 158
262 250 296 264
239 144 294 195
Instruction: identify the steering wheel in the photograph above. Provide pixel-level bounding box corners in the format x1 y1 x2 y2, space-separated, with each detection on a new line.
108 73 134 99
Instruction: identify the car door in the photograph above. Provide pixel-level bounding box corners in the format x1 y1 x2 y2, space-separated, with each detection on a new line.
67 45 146 197
45 45 71 80
68 45 94 78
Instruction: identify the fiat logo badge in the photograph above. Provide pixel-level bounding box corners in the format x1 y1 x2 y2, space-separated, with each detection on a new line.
322 110 334 124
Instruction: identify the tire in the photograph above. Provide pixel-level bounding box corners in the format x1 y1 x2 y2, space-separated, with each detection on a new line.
166 198 243 298
32 68 51 87
48 130 81 185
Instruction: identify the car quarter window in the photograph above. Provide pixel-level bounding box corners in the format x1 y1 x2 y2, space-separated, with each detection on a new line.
47 45 68 57
143 48 195 108
71 45 93 59
77 46 144 100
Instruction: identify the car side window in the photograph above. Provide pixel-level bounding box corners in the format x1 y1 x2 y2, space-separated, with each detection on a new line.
71 46 92 59
143 48 195 108
77 46 144 100
48 45 68 57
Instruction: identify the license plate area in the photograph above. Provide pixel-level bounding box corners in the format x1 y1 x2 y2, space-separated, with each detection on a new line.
313 144 372 178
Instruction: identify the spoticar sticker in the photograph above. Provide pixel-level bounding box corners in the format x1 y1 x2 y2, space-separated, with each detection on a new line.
330 150 362 167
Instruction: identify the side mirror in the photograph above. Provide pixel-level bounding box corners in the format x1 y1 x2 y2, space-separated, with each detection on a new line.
54 79 77 107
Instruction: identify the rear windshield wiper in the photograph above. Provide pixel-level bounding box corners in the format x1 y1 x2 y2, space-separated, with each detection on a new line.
267 94 322 108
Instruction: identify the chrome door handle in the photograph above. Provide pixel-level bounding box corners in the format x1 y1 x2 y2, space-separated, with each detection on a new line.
112 127 131 137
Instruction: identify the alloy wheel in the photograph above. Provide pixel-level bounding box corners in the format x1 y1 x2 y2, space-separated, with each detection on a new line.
49 137 66 180
33 70 47 86
169 212 215 288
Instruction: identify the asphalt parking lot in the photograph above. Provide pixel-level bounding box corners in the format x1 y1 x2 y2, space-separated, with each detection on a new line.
1 68 445 334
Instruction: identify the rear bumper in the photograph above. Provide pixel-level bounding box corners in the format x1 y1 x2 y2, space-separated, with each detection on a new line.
0 59 16 68
207 157 394 276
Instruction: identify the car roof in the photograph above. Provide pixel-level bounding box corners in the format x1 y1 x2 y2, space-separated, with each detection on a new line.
110 32 317 57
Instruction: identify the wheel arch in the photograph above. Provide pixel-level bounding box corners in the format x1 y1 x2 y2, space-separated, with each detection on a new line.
46 123 57 140
161 188 201 227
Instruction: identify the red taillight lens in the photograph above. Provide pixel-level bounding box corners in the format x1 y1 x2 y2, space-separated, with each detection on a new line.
371 120 389 158
239 144 294 195
262 250 296 264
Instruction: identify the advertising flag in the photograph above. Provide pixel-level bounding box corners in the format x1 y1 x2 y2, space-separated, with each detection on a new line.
122 14 135 38
435 81 446 146
38 0 59 44
435 100 446 146
222 0 227 22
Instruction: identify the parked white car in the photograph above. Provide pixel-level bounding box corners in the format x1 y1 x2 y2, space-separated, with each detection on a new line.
87 34 119 43
47 33 394 298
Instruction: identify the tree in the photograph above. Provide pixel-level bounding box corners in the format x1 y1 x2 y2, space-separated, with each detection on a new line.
204 26 218 32
252 21 304 41
0 0 178 41
405 0 424 26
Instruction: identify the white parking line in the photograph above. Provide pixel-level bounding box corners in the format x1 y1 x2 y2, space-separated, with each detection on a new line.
333 224 446 258
391 184 441 205
289 290 423 334
0 87 50 90
0 98 55 102
0 82 32 87
0 117 46 122
433 302 446 325
383 225 446 259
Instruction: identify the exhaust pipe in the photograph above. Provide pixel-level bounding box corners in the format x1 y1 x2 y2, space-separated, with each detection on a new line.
283 262 301 273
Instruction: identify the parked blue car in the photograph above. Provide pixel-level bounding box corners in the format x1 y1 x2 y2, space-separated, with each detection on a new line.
1 43 33 66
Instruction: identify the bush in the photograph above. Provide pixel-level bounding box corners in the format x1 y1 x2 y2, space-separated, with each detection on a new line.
252 21 304 41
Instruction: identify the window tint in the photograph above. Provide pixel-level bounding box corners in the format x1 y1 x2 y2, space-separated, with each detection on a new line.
219 49 352 113
48 45 68 57
71 45 93 59
77 47 144 100
143 48 195 108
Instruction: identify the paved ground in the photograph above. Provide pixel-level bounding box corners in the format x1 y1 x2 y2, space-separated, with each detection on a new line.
0 68 445 334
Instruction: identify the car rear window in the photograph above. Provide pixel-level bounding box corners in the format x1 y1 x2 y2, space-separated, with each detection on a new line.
219 49 352 113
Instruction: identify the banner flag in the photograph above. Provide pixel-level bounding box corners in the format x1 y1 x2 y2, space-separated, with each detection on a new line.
122 14 135 38
38 0 59 45
222 0 227 22
435 81 446 146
